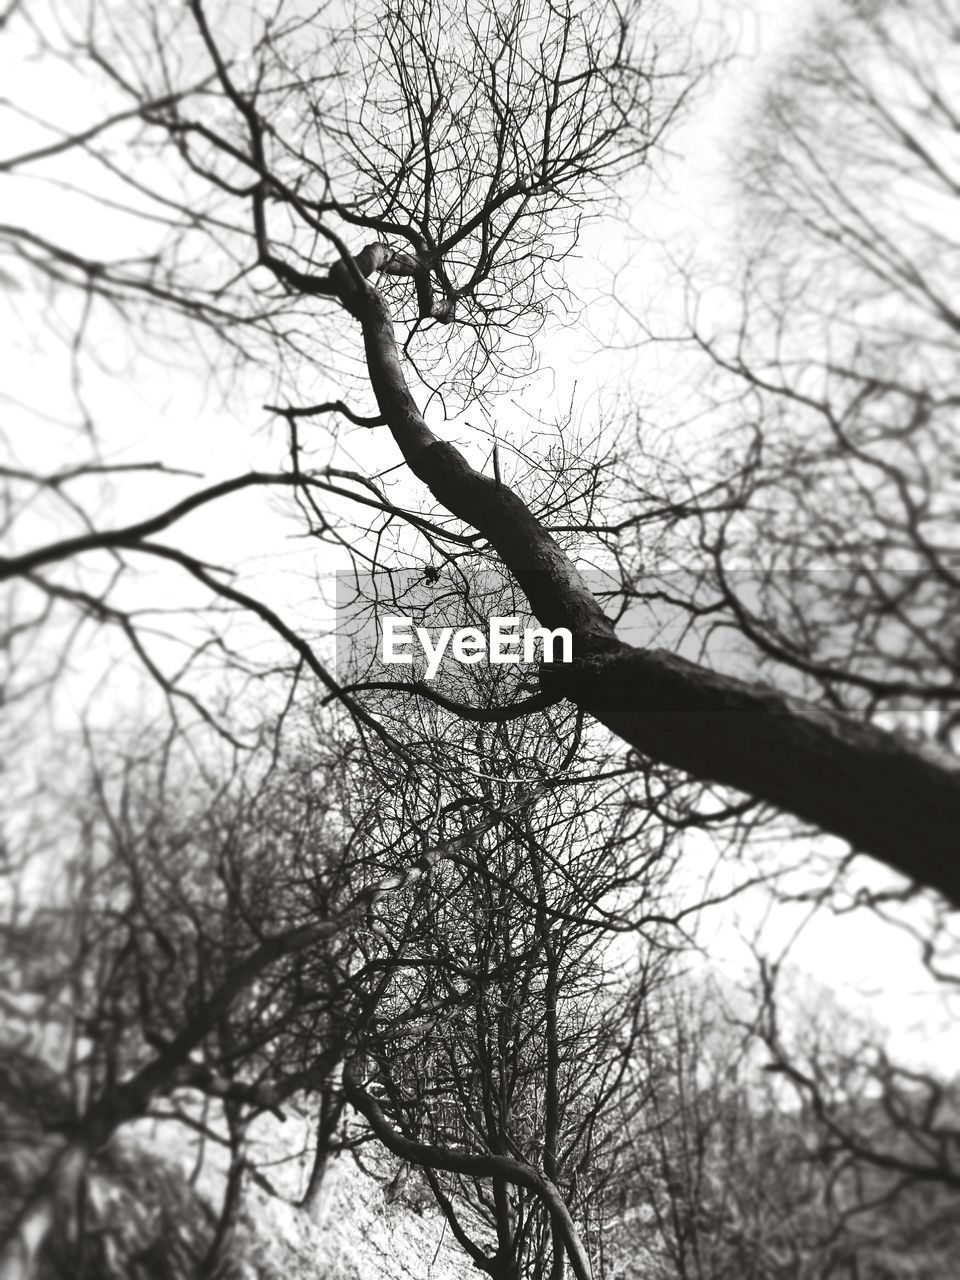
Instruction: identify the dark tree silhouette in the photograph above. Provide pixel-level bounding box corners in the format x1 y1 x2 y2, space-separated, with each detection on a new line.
1 0 957 903
1 1 958 1276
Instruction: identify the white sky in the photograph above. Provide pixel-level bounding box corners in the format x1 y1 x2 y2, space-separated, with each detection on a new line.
2 0 957 1065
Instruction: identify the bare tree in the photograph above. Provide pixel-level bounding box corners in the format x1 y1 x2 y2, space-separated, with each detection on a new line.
616 975 960 1279
0 715 518 1276
337 706 680 1280
2 1 959 1276
1 0 956 904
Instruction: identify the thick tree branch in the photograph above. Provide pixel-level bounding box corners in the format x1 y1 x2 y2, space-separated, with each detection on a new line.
343 1055 593 1280
330 251 960 906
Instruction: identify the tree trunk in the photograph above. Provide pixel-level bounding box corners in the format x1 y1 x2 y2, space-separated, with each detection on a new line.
334 256 960 906
300 1093 345 1224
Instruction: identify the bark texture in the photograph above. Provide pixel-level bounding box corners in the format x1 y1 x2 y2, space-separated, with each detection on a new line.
553 646 960 903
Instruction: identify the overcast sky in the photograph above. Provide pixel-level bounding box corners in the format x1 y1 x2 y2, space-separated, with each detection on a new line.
2 0 955 1064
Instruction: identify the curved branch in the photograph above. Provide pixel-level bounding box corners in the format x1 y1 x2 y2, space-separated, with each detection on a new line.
331 254 960 906
264 399 387 428
330 680 560 722
343 1057 593 1280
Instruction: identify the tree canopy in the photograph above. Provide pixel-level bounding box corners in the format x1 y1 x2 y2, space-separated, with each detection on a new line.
1 0 959 1277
